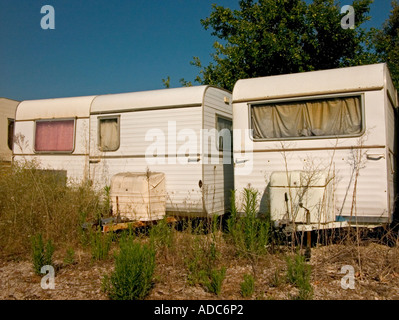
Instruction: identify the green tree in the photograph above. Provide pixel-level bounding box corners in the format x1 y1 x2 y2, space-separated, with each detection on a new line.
192 0 377 91
374 0 399 88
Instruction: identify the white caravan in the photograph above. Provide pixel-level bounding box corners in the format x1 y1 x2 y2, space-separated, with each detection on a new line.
232 63 398 229
13 86 233 217
0 98 19 165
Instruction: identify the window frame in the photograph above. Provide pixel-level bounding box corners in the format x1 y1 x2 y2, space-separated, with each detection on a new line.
215 114 233 152
97 115 121 152
248 92 365 142
7 118 14 151
33 118 76 154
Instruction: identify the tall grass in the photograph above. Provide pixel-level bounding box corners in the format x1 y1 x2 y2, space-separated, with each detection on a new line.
0 160 110 258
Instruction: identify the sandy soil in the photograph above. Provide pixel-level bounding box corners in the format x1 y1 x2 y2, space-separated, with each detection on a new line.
1 241 399 300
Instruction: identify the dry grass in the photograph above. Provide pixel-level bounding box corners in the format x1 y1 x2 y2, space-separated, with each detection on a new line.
1 160 399 300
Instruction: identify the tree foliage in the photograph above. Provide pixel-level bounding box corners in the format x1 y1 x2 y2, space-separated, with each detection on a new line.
374 0 399 88
192 0 377 91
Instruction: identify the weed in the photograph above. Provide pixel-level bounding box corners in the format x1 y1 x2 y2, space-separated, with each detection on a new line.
227 188 271 256
103 234 156 300
149 217 174 251
63 247 75 266
90 229 112 261
31 233 54 275
286 252 313 300
240 273 255 298
204 267 227 296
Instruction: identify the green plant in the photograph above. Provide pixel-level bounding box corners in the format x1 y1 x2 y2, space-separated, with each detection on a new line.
286 252 313 300
31 233 54 275
103 234 156 300
204 267 226 296
240 273 255 298
227 188 271 256
149 217 174 250
90 229 112 261
63 247 75 265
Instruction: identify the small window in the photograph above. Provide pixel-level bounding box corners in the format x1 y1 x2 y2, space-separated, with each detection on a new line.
251 95 362 140
35 119 75 152
7 119 14 151
216 116 232 151
98 117 120 152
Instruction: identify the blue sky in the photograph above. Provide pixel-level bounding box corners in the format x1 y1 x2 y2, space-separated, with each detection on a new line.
0 0 394 101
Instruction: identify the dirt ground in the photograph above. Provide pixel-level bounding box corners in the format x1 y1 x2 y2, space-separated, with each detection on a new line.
1 239 399 300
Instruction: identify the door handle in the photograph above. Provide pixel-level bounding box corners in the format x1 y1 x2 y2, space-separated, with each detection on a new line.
235 158 249 164
366 154 385 160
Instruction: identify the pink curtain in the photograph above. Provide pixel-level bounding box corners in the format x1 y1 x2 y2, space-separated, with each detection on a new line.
35 120 74 152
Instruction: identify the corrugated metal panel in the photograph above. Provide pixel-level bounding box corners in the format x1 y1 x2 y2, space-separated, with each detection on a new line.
233 64 386 103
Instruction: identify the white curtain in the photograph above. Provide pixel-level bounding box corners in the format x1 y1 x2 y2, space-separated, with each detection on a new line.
99 118 119 151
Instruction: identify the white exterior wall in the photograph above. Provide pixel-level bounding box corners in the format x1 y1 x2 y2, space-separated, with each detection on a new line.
0 98 19 163
13 118 90 182
202 87 234 215
233 64 397 224
89 106 205 215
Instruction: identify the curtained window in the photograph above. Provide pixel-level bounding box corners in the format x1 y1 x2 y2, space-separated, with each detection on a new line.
217 116 232 151
98 117 120 152
35 119 74 152
251 96 362 140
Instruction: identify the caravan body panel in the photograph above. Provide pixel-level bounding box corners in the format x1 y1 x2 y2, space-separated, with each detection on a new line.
232 64 398 225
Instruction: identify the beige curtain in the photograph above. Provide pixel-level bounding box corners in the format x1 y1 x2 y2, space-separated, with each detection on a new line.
251 96 361 139
100 118 119 151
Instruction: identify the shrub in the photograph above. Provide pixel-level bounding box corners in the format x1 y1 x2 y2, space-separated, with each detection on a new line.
227 188 271 256
240 273 255 298
204 267 227 296
286 252 313 300
31 233 54 275
103 234 156 300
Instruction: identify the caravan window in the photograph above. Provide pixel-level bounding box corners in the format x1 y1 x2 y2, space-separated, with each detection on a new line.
251 95 362 140
7 119 14 151
35 119 75 152
216 116 232 151
98 117 120 152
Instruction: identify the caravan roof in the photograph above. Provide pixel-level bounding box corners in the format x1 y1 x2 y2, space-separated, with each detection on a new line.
232 63 397 107
90 85 215 114
16 95 96 121
15 85 228 120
